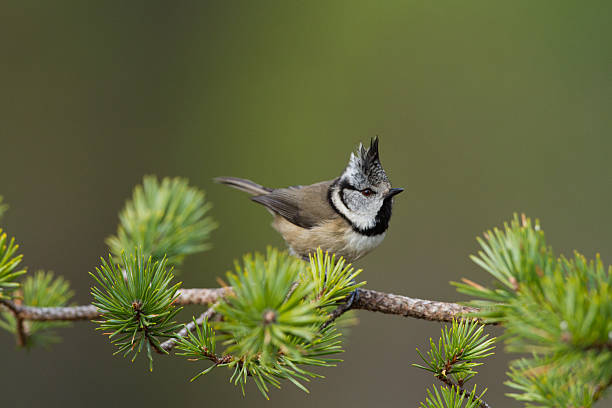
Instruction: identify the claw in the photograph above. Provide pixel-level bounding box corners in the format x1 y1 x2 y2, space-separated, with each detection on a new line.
344 288 361 310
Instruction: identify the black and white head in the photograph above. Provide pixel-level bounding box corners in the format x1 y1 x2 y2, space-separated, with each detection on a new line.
329 137 403 236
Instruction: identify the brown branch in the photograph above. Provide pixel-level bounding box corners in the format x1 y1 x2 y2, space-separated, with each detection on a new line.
436 374 492 408
1 302 100 321
159 306 219 353
436 367 492 408
352 289 480 321
2 287 486 350
431 347 492 408
593 376 612 403
0 288 478 323
0 299 28 346
323 288 486 329
175 288 232 306
15 317 27 347
0 288 231 322
1 285 486 348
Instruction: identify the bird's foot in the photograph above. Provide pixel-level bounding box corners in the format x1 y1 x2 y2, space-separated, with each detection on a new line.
343 287 361 310
321 288 361 330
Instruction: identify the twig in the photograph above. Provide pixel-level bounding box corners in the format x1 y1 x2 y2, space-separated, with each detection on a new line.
159 306 219 353
0 288 231 322
353 289 479 321
593 376 612 403
175 288 232 306
437 375 492 408
323 288 487 328
435 355 492 408
1 302 100 321
1 299 28 346
15 317 27 347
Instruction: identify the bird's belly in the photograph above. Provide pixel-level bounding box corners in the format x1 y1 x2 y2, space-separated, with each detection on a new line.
272 216 386 262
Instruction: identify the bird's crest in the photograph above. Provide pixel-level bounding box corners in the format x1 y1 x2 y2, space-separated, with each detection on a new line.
344 136 388 185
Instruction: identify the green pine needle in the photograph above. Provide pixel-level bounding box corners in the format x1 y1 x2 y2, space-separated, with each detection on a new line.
90 250 182 370
216 248 322 364
453 214 612 406
175 317 224 381
106 176 217 269
505 354 611 408
301 248 366 310
0 228 26 300
420 385 486 408
414 318 495 386
0 271 73 348
178 248 350 399
0 196 7 220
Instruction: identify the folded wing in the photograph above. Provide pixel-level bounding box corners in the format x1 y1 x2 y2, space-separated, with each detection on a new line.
251 180 337 229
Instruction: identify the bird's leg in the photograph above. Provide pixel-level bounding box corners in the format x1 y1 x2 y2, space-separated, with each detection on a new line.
320 287 361 330
344 287 361 310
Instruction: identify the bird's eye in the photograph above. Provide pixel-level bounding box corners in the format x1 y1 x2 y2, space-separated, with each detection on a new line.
361 188 374 197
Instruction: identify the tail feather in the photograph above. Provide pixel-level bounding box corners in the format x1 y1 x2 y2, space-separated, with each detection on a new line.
214 176 272 196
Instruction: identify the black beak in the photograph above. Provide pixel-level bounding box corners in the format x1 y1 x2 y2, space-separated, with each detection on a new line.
386 188 404 198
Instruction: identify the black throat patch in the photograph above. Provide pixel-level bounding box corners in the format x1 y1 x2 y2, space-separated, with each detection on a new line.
327 180 392 237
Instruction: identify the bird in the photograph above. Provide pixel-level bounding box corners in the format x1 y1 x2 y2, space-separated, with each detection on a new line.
215 137 403 263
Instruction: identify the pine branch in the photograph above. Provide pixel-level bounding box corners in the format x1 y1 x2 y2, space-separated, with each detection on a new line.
178 288 231 305
457 214 612 407
0 288 230 321
322 288 485 330
436 375 492 408
0 298 27 346
106 176 217 268
593 376 612 403
414 319 495 408
1 271 74 347
160 306 219 353
0 287 481 324
15 316 27 346
1 300 99 321
339 288 483 324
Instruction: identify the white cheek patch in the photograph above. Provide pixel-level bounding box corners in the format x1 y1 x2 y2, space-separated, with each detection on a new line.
331 190 378 230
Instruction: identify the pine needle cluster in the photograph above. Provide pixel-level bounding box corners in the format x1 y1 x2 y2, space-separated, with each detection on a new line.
106 176 217 268
455 214 612 407
414 318 494 408
174 248 363 398
90 251 182 370
421 385 487 408
0 271 73 347
0 228 26 299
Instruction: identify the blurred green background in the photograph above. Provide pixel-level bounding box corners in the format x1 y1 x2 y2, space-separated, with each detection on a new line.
1 1 611 407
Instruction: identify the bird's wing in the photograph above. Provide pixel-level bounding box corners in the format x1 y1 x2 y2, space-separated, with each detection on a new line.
251 180 337 228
